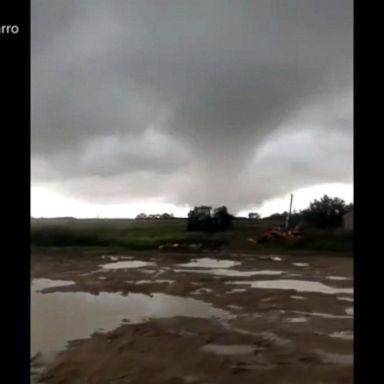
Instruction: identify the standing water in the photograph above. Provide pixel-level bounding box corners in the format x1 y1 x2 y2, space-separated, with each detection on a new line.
31 279 231 359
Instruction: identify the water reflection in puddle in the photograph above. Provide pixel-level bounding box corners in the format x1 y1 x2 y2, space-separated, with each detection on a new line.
287 317 308 323
292 310 352 319
337 296 354 302
32 279 75 291
100 261 155 269
258 256 284 262
259 331 291 345
141 269 157 275
317 351 353 365
176 258 240 269
101 255 119 261
228 280 353 295
227 288 247 294
345 307 354 315
225 325 291 346
101 255 135 261
31 279 231 359
125 280 174 285
292 263 310 267
330 331 353 340
174 268 283 277
202 344 254 355
191 288 213 295
326 276 349 281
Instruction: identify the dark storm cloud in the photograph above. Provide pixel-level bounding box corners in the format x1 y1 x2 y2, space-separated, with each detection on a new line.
31 0 353 209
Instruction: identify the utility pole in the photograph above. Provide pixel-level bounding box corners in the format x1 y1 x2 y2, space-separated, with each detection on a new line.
285 194 294 230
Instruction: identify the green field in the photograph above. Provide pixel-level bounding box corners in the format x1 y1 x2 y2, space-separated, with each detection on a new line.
31 218 353 255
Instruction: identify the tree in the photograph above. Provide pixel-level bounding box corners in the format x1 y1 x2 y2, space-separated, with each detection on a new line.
135 213 147 219
248 212 260 219
266 212 288 220
160 213 174 219
301 195 348 228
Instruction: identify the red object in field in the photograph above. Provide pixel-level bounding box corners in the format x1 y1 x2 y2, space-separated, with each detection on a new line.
257 227 302 243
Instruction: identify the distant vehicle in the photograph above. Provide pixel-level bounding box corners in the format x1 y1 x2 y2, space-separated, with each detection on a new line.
186 206 233 232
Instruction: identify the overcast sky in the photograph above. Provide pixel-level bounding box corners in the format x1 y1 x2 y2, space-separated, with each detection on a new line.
31 0 353 218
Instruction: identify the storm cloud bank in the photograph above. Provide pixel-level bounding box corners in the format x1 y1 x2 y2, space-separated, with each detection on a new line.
32 0 353 211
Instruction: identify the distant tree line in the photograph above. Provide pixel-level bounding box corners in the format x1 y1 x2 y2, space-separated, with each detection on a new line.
135 213 175 220
251 195 353 229
295 195 352 229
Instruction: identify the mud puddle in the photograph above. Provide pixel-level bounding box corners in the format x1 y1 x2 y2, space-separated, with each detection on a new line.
100 260 155 269
228 279 353 295
32 279 75 291
337 296 354 302
126 279 174 285
326 276 349 281
291 310 353 319
31 278 231 359
31 252 354 384
345 307 354 315
317 351 353 365
330 331 353 340
286 317 308 323
176 258 240 269
226 288 247 294
174 268 284 277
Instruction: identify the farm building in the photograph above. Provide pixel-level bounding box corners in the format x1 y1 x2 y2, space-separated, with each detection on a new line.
343 208 353 231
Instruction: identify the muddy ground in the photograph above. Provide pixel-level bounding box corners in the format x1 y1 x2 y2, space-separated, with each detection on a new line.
31 251 353 384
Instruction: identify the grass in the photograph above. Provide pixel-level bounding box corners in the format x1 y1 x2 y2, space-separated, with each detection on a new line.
31 218 353 255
